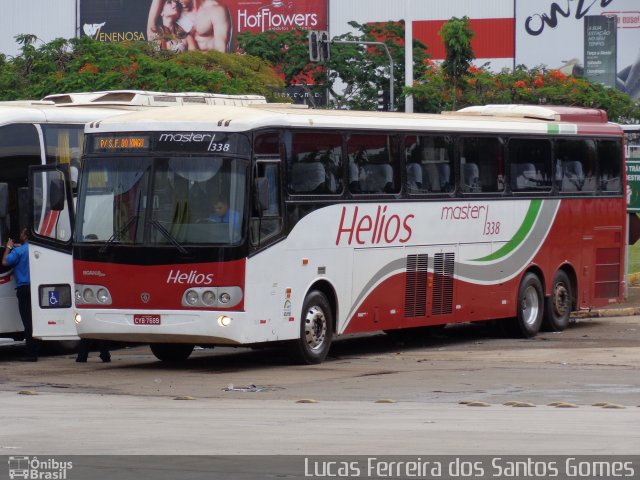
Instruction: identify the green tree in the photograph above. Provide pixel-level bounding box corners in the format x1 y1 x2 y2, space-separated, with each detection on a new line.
408 63 640 123
238 22 430 110
439 16 475 109
0 36 284 101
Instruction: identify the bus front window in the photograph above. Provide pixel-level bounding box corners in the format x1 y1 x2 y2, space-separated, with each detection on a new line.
77 156 247 246
150 157 247 244
78 157 151 244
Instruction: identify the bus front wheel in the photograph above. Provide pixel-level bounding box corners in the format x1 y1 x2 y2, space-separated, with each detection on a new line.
543 270 572 332
513 273 543 338
290 290 333 365
150 343 194 362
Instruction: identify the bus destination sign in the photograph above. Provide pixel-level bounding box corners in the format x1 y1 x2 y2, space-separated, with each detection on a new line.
89 132 250 155
93 135 150 153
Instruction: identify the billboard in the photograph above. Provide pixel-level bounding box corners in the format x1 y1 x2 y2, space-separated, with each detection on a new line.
516 0 640 98
80 0 328 54
584 14 617 88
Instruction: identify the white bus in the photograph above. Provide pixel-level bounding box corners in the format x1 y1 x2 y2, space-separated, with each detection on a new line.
0 91 267 343
622 124 640 159
40 103 625 363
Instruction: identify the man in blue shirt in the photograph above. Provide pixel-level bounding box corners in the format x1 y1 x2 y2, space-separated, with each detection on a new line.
209 199 241 241
3 228 38 361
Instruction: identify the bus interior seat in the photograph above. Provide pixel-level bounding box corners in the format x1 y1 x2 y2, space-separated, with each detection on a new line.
601 174 621 192
426 163 451 192
290 162 326 193
511 162 538 190
360 163 394 193
406 163 424 191
582 171 597 192
437 163 451 191
562 160 585 191
461 162 481 192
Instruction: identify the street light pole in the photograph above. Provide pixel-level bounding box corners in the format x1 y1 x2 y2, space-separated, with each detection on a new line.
405 0 414 113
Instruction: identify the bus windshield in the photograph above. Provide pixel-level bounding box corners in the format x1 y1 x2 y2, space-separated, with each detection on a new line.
76 155 248 246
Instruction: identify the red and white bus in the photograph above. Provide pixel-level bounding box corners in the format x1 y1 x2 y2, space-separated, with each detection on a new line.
42 103 625 363
14 91 267 344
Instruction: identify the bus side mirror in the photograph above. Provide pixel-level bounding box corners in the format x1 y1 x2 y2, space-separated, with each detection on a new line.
0 183 7 218
49 178 66 212
255 177 270 213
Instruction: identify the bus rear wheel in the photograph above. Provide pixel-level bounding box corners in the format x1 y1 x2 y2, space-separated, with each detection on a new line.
543 270 572 332
513 272 543 338
150 343 194 362
290 290 333 365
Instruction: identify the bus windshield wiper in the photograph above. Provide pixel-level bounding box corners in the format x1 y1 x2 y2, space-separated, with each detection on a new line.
99 215 139 254
148 219 188 255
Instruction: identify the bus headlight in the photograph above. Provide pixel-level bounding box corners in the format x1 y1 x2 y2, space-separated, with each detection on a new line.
181 286 243 308
217 315 232 327
185 290 199 306
202 290 216 306
97 288 111 304
74 313 82 324
82 288 95 303
75 284 113 305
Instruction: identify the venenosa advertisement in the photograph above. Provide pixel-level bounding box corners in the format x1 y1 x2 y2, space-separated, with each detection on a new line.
80 0 327 54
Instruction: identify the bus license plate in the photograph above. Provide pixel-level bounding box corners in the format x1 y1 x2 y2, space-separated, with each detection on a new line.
133 314 161 325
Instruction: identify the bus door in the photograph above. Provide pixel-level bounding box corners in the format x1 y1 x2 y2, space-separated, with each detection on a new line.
0 182 23 337
28 164 77 341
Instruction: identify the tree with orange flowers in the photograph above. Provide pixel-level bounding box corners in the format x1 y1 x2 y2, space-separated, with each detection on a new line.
408 16 640 123
0 35 283 101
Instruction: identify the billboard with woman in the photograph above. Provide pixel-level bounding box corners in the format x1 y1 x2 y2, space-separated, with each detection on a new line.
81 0 328 53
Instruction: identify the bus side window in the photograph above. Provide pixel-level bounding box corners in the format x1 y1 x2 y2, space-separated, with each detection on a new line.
598 139 622 193
348 134 399 194
252 132 283 246
459 136 503 193
508 138 552 192
422 135 451 193
251 161 282 246
556 138 595 193
288 132 343 195
0 124 41 245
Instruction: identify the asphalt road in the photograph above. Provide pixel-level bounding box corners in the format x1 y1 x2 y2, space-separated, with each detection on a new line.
0 314 638 457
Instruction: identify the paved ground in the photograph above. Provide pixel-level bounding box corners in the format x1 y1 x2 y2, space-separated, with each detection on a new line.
0 283 638 460
0 313 638 456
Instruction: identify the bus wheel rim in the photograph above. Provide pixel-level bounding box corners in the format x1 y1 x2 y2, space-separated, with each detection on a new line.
304 305 327 350
553 283 570 316
521 285 539 326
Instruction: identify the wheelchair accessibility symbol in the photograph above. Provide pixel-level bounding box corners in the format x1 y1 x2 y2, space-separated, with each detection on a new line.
48 291 60 306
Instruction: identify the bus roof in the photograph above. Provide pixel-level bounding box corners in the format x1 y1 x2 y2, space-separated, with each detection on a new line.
0 91 269 126
42 90 267 107
87 104 623 137
454 104 609 123
0 101 148 126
